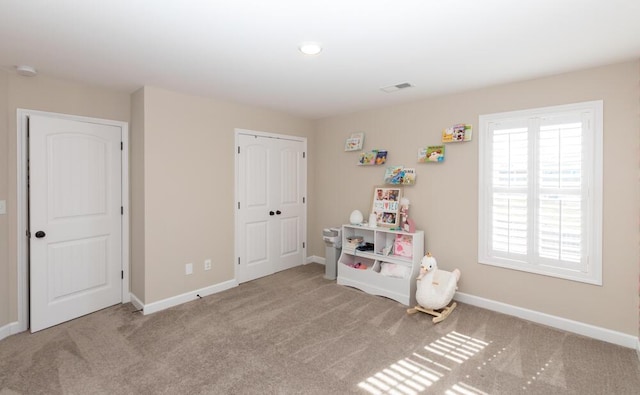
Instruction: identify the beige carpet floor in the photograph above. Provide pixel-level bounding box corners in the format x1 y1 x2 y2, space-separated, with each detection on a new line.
1 263 639 394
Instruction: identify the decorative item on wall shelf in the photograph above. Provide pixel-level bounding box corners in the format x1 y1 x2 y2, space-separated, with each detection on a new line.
358 149 387 165
442 123 472 143
418 145 445 163
344 132 364 151
371 186 402 228
384 166 416 185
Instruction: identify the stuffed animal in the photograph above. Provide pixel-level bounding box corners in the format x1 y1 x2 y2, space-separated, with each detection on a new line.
380 262 410 278
407 253 460 323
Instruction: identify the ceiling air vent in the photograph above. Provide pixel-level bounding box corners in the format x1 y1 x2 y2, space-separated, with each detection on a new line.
380 82 414 93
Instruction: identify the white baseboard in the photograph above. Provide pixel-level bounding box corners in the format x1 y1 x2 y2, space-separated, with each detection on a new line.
129 292 144 312
454 292 638 349
636 338 640 361
306 255 325 265
0 321 21 342
136 279 238 315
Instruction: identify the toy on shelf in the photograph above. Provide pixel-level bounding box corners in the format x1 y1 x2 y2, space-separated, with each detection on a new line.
346 262 368 270
407 253 460 323
399 198 415 233
349 210 364 225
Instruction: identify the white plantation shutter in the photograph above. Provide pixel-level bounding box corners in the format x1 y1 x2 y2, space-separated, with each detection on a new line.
478 101 602 285
491 125 528 256
537 120 584 268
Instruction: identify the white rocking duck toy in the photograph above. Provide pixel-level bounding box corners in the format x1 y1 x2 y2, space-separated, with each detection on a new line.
407 253 460 323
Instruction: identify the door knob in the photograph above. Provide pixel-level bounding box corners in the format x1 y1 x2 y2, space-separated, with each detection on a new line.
276 210 282 215
269 211 275 216
35 231 46 238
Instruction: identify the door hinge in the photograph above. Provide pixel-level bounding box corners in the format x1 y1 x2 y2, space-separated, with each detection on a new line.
238 257 241 265
303 197 306 204
121 142 123 150
121 270 124 279
121 206 124 215
237 146 240 154
237 202 240 209
303 152 306 159
26 230 31 238
302 242 306 248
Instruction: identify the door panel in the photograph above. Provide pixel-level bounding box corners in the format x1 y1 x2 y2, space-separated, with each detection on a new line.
50 134 108 218
245 143 269 208
273 140 305 272
49 236 108 300
244 221 271 280
237 133 306 282
280 217 300 255
30 115 122 332
237 135 273 282
280 149 299 204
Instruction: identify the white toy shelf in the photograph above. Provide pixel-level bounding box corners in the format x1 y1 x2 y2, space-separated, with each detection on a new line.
337 224 425 306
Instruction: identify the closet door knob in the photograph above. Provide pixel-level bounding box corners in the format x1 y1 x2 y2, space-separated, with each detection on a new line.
269 211 275 216
35 231 46 238
276 210 282 215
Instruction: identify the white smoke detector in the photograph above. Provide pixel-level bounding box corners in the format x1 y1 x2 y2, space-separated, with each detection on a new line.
16 65 37 77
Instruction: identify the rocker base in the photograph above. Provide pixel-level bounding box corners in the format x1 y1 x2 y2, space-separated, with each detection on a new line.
407 302 457 323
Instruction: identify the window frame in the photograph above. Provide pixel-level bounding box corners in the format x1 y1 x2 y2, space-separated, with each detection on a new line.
478 100 603 285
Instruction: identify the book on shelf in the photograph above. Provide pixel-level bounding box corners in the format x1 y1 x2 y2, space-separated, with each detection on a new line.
393 234 413 258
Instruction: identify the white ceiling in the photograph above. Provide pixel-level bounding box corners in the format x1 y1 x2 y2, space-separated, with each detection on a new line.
1 0 639 119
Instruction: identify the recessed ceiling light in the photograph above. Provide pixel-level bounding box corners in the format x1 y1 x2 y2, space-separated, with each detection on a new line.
299 42 322 55
16 65 37 77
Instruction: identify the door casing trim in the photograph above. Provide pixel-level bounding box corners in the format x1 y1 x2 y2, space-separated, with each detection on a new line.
16 109 130 332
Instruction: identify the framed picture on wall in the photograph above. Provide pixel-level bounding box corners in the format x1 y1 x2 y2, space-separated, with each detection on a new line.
371 186 403 228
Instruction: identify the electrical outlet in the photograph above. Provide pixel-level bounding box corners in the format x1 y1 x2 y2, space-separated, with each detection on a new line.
185 263 193 275
204 259 212 271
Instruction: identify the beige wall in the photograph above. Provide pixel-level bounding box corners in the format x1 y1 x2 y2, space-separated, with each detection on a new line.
139 86 314 303
313 60 640 336
130 88 146 301
0 71 130 327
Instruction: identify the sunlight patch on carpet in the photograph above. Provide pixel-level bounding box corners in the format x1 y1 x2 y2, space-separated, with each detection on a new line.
358 331 489 394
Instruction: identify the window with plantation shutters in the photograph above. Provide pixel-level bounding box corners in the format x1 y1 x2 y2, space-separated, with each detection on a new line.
478 101 603 285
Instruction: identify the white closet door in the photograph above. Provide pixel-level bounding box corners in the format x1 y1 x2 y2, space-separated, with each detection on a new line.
272 138 306 272
236 132 306 283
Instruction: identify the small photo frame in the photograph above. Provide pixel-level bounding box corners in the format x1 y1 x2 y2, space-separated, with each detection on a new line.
371 186 403 228
345 132 364 151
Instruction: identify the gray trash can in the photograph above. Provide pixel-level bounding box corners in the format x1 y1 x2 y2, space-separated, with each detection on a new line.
322 227 342 280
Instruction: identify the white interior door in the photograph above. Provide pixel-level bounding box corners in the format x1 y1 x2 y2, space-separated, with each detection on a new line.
29 115 123 332
236 132 306 283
